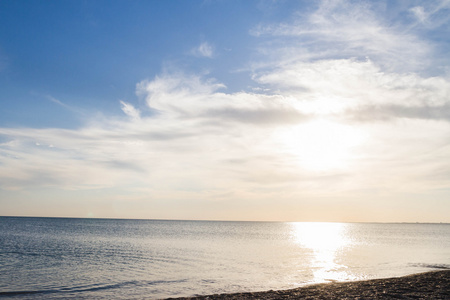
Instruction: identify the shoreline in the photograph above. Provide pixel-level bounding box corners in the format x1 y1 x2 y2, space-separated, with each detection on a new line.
167 270 450 299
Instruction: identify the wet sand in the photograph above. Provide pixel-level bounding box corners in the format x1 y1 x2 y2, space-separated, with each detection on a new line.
168 270 450 299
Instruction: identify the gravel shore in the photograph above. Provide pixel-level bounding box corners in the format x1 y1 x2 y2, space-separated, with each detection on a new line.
168 270 450 299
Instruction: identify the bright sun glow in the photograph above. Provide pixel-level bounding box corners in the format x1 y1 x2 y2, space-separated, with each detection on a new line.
292 222 348 250
279 119 365 170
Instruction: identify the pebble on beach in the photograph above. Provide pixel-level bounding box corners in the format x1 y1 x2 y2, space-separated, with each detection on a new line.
168 270 450 300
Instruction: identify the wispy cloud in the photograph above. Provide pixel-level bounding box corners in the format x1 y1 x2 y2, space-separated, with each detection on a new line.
45 95 87 116
409 1 450 28
250 0 432 72
410 6 428 24
120 101 141 120
190 41 214 58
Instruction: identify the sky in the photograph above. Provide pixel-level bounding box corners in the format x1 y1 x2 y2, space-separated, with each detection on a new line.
1 0 450 222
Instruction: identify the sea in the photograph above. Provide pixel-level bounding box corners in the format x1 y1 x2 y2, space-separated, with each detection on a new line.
0 217 449 299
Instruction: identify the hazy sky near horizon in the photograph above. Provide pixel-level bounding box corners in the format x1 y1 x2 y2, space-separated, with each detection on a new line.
1 0 450 222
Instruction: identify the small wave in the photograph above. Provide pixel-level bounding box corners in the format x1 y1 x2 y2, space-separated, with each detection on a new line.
67 279 187 293
0 279 188 297
411 263 450 270
0 289 59 297
3 250 62 259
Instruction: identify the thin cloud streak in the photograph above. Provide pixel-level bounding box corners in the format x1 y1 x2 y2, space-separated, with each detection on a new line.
120 101 141 121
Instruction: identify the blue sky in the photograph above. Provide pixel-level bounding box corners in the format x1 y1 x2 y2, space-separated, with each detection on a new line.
0 1 262 126
1 0 450 222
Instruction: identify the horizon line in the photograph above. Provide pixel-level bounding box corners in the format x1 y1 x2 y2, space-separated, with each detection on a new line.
1 215 449 225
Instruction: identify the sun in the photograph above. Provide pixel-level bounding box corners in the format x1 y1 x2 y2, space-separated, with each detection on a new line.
278 119 365 171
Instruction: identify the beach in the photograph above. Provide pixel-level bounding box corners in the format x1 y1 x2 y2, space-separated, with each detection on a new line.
169 270 450 299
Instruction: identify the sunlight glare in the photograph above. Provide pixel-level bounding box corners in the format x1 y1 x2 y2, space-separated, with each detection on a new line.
291 222 356 283
292 222 348 251
279 119 365 171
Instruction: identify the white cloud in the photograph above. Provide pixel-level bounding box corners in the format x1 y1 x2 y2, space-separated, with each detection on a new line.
136 72 307 125
0 73 304 192
136 72 226 115
253 58 450 120
120 101 141 120
2 61 450 197
410 6 427 24
190 41 214 58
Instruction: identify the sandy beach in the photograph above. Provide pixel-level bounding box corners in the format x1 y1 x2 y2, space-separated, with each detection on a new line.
168 270 450 299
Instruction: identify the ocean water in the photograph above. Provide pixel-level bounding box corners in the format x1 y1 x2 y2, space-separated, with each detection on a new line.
0 217 449 299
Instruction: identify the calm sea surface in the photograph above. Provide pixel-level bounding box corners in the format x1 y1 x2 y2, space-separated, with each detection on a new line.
0 217 449 299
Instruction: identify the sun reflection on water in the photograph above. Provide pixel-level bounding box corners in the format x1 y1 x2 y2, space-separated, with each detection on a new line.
290 222 358 283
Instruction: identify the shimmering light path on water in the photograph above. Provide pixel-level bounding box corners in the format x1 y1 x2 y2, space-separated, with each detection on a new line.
1 217 449 299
